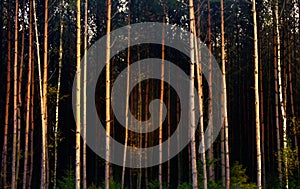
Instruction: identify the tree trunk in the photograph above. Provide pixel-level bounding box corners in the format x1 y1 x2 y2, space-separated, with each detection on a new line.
273 20 282 183
1 1 11 187
251 0 262 188
83 0 88 188
75 0 81 188
258 30 266 189
195 4 207 189
189 0 199 188
220 0 230 188
105 0 112 188
23 1 33 187
121 1 130 188
43 0 49 186
159 2 166 189
28 46 35 189
54 1 64 188
11 0 19 187
207 0 215 180
274 1 288 187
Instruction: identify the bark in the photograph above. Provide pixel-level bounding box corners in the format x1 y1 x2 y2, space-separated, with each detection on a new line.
1 1 11 187
23 1 33 187
275 1 288 187
83 0 88 188
207 0 215 181
189 0 199 188
54 1 64 188
159 1 166 189
75 0 81 188
11 0 19 187
220 0 230 188
105 0 112 188
43 0 49 186
252 0 262 188
273 20 282 183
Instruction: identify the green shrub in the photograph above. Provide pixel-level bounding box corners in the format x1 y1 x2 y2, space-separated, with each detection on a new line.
231 162 256 189
58 169 75 189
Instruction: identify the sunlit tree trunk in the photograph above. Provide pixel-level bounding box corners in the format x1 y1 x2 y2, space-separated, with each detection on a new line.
220 0 230 188
273 21 282 183
251 0 262 188
1 1 11 187
33 0 46 187
23 1 33 187
189 0 199 188
195 3 207 189
105 0 112 188
159 1 166 189
28 44 35 189
83 0 88 188
43 0 49 186
274 1 288 187
11 0 19 188
75 0 81 188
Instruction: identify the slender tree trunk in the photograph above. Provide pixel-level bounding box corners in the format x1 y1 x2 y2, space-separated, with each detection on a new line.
251 0 262 188
273 21 282 183
23 1 33 187
16 2 26 185
53 1 64 188
43 0 49 186
207 0 215 180
105 0 112 188
75 0 81 188
189 0 199 188
83 0 88 188
11 0 19 187
159 2 166 189
195 5 208 189
2 1 11 187
259 31 266 189
274 1 288 187
33 0 47 187
28 46 35 189
288 34 299 175
220 0 230 188
122 2 130 187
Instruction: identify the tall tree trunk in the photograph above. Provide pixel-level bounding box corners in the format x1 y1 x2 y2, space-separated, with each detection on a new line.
43 0 49 185
189 0 199 188
251 0 262 188
2 1 11 187
220 0 230 188
83 0 88 188
16 2 26 185
23 1 33 187
207 0 215 180
121 1 130 188
259 31 266 189
11 0 19 187
159 1 166 189
105 0 112 188
274 1 288 187
33 0 47 187
28 45 35 189
195 3 208 188
273 21 282 183
75 0 81 188
54 1 64 188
